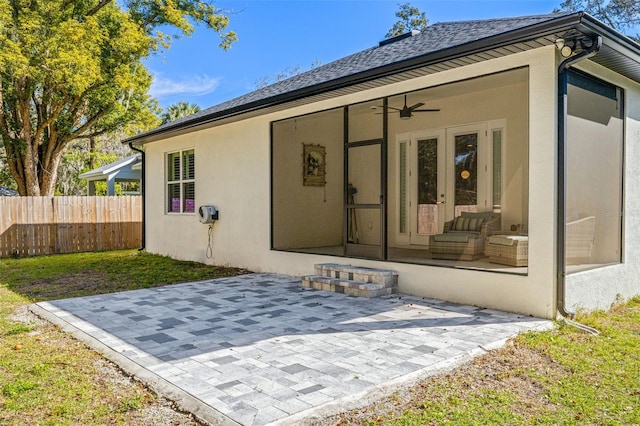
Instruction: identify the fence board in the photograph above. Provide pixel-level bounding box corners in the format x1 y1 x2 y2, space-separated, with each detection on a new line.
0 196 142 258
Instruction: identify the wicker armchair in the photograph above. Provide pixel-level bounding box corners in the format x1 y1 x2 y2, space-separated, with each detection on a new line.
429 212 501 261
566 216 596 264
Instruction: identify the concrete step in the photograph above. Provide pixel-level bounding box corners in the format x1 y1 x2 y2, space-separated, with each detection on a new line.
301 275 397 298
314 263 398 288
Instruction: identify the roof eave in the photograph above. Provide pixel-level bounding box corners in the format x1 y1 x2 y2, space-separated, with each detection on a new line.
578 14 640 61
79 154 141 179
127 11 634 145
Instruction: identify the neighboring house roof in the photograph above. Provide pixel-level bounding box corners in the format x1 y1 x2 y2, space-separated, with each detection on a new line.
0 186 18 196
79 154 142 181
127 11 640 145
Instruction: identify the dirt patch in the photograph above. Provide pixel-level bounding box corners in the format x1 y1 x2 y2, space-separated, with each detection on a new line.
12 271 114 300
324 341 564 425
92 358 200 426
8 304 49 327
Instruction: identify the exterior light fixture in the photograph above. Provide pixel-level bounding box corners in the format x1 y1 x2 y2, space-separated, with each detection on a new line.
555 38 574 57
399 110 412 120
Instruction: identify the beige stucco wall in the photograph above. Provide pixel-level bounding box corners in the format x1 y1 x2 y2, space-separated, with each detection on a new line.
142 46 561 318
272 109 344 249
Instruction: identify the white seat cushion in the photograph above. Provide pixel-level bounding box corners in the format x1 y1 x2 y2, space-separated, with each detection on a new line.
487 235 528 246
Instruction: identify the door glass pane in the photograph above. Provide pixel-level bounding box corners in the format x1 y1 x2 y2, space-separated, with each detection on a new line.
417 138 438 235
454 133 478 215
348 100 383 142
348 144 380 205
347 207 381 259
399 142 407 234
492 130 502 211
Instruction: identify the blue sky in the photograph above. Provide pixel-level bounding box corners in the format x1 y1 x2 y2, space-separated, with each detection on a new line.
146 0 562 110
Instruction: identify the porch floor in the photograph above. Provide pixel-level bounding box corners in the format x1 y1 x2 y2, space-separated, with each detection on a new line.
32 274 551 425
290 246 529 274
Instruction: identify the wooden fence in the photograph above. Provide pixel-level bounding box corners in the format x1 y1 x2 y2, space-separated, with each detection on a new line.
0 196 142 258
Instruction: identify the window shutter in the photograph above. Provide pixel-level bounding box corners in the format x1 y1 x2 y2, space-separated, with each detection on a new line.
168 153 180 181
168 183 181 212
183 150 195 180
183 182 195 212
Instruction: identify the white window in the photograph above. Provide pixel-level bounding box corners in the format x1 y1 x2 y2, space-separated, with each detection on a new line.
166 149 195 213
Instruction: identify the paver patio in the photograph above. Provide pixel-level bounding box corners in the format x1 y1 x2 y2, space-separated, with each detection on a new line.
31 273 553 425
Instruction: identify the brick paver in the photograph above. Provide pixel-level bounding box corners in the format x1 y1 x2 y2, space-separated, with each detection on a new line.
34 274 552 425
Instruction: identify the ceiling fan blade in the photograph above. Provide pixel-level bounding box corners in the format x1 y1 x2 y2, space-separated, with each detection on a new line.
408 102 425 111
413 108 441 112
372 105 403 111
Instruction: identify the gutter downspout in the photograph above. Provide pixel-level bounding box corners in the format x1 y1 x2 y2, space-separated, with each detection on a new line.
556 35 601 323
129 143 145 251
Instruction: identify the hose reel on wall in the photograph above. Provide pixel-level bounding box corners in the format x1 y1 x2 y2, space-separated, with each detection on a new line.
199 205 219 258
199 205 219 223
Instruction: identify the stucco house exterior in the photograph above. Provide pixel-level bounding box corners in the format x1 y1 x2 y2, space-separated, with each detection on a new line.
126 11 640 319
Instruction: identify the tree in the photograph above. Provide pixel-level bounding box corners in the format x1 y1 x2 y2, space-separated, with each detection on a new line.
0 147 15 189
254 59 323 89
55 132 133 195
555 0 640 39
0 1 236 196
160 102 202 125
386 2 429 38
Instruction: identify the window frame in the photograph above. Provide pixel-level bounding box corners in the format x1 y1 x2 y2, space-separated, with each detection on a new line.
166 149 195 214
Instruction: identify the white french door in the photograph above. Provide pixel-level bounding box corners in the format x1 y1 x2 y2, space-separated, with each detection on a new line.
397 123 491 246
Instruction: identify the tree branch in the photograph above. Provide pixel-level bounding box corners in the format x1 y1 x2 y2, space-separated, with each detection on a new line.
79 128 110 139
0 79 7 138
5 142 27 195
86 0 113 17
67 110 108 141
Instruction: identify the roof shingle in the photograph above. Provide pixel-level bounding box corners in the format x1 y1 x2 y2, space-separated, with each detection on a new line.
160 12 573 129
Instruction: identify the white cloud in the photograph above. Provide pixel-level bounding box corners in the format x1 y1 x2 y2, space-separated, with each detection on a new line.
149 73 221 98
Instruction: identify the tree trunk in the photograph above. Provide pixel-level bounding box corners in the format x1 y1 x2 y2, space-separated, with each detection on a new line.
40 149 62 196
89 136 96 170
6 136 66 196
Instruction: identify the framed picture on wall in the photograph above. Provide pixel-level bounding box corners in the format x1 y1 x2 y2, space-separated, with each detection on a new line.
303 144 326 186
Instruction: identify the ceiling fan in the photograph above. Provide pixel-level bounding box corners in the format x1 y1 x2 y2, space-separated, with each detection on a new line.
377 95 440 120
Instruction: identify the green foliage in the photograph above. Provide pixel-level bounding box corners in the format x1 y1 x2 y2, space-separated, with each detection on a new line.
117 396 144 413
2 323 33 336
160 101 202 125
555 0 640 39
0 0 235 195
2 379 38 397
386 2 429 38
0 147 16 189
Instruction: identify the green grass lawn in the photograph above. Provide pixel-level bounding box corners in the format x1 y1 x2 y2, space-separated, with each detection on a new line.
0 249 249 301
343 296 640 425
0 250 248 425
